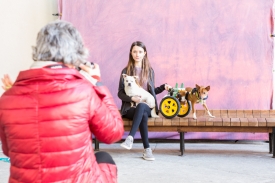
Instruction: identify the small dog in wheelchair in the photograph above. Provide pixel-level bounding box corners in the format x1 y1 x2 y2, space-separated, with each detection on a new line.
177 84 215 120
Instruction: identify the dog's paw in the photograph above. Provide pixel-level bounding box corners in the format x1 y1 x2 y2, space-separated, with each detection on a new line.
151 108 159 118
151 115 160 118
207 111 215 118
192 113 197 120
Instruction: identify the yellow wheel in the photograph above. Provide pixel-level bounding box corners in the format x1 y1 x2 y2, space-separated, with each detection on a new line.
177 100 191 117
159 96 180 119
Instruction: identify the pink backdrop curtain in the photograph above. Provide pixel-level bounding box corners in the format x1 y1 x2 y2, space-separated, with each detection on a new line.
59 0 274 140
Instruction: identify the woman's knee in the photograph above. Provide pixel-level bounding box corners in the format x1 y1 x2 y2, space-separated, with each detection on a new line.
136 103 151 114
136 103 148 110
95 151 116 165
137 103 151 116
142 112 148 120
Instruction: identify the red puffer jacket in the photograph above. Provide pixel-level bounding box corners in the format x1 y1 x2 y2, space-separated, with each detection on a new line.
0 68 124 183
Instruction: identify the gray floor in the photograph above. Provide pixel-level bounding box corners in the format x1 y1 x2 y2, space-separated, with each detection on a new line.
1 140 275 183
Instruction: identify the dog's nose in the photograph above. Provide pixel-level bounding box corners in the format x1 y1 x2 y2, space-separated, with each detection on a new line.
128 83 131 86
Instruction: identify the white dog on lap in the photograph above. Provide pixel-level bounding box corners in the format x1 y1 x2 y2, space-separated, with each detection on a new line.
122 74 159 118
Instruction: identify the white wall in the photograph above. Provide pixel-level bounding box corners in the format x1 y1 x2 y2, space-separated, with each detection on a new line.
273 2 275 109
0 0 58 95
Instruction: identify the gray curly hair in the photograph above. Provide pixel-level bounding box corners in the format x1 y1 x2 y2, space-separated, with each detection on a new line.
32 20 89 65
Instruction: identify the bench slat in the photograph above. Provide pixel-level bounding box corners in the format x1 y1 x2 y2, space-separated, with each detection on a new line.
247 118 258 126
122 118 130 126
197 117 206 126
244 110 253 118
163 118 172 126
188 118 197 126
222 118 231 126
269 110 275 117
257 118 267 127
237 110 244 117
179 118 188 126
253 110 261 118
171 118 180 126
211 117 222 126
266 118 275 126
220 110 228 117
148 117 155 126
228 110 237 118
261 110 270 117
155 117 163 126
205 118 213 126
212 110 221 117
240 118 248 126
231 118 240 126
196 110 205 117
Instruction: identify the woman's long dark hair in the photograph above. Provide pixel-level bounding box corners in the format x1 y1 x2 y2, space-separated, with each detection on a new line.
126 41 152 86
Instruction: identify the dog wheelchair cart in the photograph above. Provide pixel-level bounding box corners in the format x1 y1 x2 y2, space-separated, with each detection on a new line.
159 83 191 119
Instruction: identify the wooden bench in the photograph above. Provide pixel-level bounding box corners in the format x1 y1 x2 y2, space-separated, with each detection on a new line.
94 109 275 158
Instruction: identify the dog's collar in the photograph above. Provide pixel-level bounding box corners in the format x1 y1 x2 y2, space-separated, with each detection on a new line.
191 88 208 100
191 88 200 100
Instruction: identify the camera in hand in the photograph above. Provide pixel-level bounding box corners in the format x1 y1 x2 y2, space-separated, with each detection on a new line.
77 62 94 71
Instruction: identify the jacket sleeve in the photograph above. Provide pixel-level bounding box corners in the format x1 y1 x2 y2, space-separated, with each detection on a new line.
0 124 9 157
117 70 132 102
155 84 165 95
88 85 124 144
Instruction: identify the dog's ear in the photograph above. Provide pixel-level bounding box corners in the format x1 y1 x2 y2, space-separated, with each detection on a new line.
133 76 139 80
196 84 200 90
205 86 210 91
122 74 128 78
133 76 141 87
178 90 186 96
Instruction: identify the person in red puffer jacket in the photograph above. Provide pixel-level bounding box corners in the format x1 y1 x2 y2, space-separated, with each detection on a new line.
0 20 124 183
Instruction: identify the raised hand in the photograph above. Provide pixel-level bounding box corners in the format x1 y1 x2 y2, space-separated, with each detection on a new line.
1 74 13 91
131 95 141 103
165 84 172 91
79 62 101 81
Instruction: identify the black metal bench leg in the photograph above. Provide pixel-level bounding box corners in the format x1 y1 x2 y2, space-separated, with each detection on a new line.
269 133 272 154
272 128 275 158
180 132 185 156
94 138 99 151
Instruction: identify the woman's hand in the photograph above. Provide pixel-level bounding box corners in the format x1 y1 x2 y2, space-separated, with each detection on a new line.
165 84 172 91
131 95 141 103
79 63 101 81
1 74 13 91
